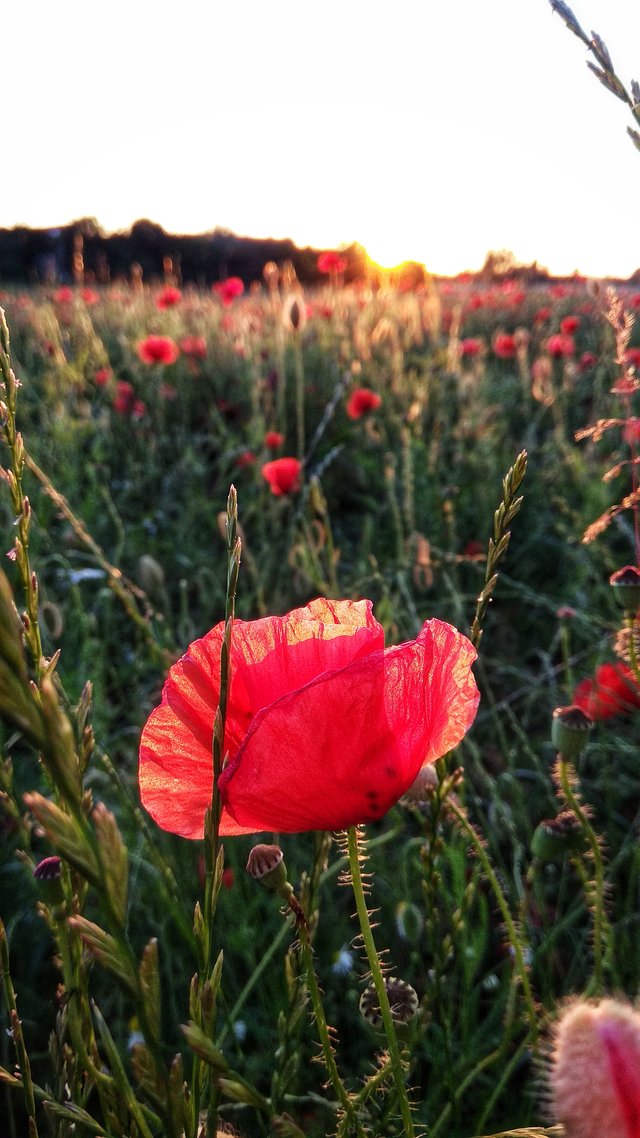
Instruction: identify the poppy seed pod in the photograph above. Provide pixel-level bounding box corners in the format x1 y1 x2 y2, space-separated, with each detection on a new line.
551 705 592 758
359 976 419 1030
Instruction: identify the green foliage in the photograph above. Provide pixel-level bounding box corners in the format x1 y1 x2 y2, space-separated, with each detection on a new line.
0 273 639 1137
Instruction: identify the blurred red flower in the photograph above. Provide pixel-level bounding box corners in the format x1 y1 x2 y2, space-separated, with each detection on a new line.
546 333 575 358
264 430 285 449
81 287 99 306
213 277 245 306
346 388 382 420
138 598 479 837
156 286 182 310
262 457 302 495
624 347 640 370
94 367 112 386
318 252 347 274
180 335 207 359
54 286 74 304
112 381 135 415
578 352 596 373
534 307 552 324
560 315 580 334
622 417 640 445
136 335 179 365
235 450 256 468
459 338 483 358
573 662 640 719
159 383 177 401
492 333 517 359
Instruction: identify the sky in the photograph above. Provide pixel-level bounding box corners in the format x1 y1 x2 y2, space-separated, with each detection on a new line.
3 0 640 277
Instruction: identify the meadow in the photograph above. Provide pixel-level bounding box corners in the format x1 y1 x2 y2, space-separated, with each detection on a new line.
0 260 639 1138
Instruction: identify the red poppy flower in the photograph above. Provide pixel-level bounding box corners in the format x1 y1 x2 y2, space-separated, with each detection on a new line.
262 457 302 496
317 252 348 274
546 333 575 359
156 286 182 310
560 315 579 335
94 367 112 386
235 450 256 469
624 347 640 370
264 431 285 449
81 287 99 306
213 277 245 306
572 662 640 719
112 381 135 415
54 286 74 304
623 417 640 445
136 335 180 365
492 333 517 359
139 598 479 837
534 307 552 325
459 338 483 358
346 388 382 420
180 336 207 359
578 352 596 373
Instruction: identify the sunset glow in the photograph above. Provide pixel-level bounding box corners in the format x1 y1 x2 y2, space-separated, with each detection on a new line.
3 0 640 278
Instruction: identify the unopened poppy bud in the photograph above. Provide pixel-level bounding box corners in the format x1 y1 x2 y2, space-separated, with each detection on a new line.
137 554 165 598
33 855 64 905
531 811 584 864
549 998 640 1137
246 844 291 896
551 705 593 757
359 977 419 1036
609 565 640 609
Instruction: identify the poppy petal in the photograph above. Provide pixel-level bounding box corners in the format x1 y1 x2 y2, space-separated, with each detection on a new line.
139 598 384 838
219 619 479 833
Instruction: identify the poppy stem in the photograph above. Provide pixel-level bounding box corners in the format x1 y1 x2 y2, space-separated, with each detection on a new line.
556 755 608 995
296 912 365 1137
346 826 416 1138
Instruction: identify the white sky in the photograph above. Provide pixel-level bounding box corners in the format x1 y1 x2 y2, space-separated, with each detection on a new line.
2 0 640 276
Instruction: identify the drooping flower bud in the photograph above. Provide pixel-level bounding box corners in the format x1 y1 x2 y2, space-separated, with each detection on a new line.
33 855 64 905
551 705 593 758
531 811 585 864
246 844 291 897
549 998 640 1138
609 565 640 610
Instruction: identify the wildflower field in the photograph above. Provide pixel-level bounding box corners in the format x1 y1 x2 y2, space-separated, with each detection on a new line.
0 257 639 1138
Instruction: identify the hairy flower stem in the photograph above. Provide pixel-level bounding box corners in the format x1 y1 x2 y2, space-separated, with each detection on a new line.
626 610 640 684
446 801 539 1053
296 916 364 1137
346 826 416 1138
557 755 607 995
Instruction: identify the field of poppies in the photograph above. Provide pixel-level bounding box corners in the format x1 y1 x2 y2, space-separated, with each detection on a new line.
0 260 639 1138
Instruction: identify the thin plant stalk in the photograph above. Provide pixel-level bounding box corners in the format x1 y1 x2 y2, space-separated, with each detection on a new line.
296 918 365 1138
446 800 540 1052
556 755 608 995
346 826 416 1138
